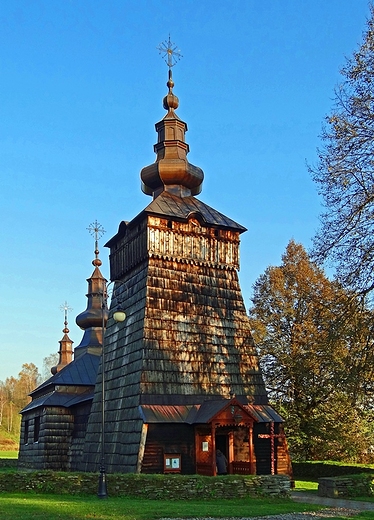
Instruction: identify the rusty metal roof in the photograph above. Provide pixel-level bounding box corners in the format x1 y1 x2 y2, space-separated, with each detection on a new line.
144 192 247 232
139 401 284 425
245 404 284 423
139 404 199 423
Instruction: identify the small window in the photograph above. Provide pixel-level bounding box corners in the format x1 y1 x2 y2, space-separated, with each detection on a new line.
24 419 29 444
167 220 173 229
34 416 40 443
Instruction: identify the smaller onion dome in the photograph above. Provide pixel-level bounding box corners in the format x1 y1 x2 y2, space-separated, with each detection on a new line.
75 224 109 356
75 248 108 331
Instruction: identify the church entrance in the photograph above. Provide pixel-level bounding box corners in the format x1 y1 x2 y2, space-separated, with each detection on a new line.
195 423 256 476
192 398 292 477
215 425 256 475
194 399 258 476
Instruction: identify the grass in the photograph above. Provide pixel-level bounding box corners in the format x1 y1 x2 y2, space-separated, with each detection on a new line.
0 482 373 520
0 473 373 519
0 493 323 520
0 450 18 458
294 479 374 503
294 479 318 492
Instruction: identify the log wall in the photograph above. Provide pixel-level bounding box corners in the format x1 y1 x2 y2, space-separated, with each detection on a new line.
141 423 195 474
18 407 74 470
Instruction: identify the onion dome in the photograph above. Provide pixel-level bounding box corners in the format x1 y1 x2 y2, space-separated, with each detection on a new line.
75 262 108 330
75 223 109 356
51 303 73 375
140 68 204 199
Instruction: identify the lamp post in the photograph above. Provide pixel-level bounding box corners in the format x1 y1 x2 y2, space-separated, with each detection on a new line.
97 280 126 499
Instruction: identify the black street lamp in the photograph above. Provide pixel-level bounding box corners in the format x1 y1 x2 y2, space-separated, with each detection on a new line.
97 281 126 499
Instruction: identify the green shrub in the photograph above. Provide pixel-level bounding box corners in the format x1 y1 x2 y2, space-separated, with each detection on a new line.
293 461 374 479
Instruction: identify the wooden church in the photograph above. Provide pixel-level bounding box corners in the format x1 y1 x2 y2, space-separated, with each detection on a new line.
18 48 292 478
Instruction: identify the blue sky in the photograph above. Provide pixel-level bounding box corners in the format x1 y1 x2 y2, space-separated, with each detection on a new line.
0 0 371 382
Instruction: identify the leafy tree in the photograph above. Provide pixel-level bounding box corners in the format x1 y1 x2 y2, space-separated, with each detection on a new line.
0 363 41 436
310 6 374 297
42 353 59 382
0 382 6 427
4 376 17 433
248 240 374 461
17 363 40 397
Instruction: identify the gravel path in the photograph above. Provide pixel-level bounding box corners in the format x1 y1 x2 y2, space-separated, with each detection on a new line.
160 510 361 520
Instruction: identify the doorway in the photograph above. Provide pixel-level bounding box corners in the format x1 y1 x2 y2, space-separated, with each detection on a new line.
215 433 228 459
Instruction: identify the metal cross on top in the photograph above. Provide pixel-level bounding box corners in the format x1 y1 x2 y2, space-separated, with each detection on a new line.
87 220 106 265
157 35 182 69
60 301 73 325
87 220 106 243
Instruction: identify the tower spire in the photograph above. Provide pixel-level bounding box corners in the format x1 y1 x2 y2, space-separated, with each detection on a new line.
140 37 204 199
51 301 74 375
75 221 108 356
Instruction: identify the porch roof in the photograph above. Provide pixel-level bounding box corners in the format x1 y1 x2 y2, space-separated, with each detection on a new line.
245 404 284 423
139 401 284 424
139 404 199 423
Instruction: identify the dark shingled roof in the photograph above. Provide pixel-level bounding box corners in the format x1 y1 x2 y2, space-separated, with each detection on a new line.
21 391 94 413
31 352 100 396
144 192 246 232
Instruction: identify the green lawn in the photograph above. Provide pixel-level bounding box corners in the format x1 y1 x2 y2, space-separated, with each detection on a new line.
0 450 18 458
0 493 322 520
0 475 374 519
294 479 318 492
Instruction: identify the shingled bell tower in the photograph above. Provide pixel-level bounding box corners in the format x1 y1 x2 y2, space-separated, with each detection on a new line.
81 39 292 477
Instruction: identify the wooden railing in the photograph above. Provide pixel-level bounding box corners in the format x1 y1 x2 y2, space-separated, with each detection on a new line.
231 461 256 475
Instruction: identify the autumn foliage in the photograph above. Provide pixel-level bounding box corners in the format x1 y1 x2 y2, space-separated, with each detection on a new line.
249 240 374 462
0 363 40 448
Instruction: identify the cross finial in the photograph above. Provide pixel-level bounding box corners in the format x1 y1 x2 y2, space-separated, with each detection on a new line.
157 35 182 69
60 301 72 332
87 220 106 242
87 220 106 266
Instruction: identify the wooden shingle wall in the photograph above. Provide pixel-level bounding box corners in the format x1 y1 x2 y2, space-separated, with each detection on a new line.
69 402 92 471
141 257 267 403
80 259 149 473
80 212 269 474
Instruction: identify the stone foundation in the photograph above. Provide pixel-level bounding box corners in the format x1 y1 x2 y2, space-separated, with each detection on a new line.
0 471 291 498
